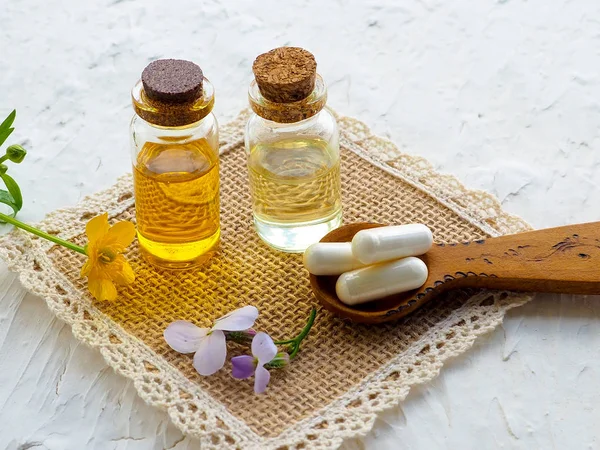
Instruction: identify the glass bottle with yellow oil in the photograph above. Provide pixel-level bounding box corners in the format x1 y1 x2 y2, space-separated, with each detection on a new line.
245 47 342 252
131 59 220 268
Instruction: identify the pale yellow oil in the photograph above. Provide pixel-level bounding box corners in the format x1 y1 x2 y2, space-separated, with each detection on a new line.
133 138 220 268
247 137 342 252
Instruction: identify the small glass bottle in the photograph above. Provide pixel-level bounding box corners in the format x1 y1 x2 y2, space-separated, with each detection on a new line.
131 59 220 268
245 47 342 253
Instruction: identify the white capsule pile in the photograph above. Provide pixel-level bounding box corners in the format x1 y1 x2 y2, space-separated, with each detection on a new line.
303 224 433 306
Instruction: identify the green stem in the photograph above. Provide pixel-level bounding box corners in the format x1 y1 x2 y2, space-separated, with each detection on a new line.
274 307 317 359
293 307 317 343
0 212 87 255
0 155 8 164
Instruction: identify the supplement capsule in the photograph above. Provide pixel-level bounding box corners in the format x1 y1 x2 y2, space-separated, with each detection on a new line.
303 242 366 275
335 257 428 306
352 224 433 265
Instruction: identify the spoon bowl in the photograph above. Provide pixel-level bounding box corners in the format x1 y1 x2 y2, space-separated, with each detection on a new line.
310 221 600 324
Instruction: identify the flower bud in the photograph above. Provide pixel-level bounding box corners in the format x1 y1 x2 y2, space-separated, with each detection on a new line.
266 352 290 369
0 164 7 174
225 328 257 345
6 145 26 163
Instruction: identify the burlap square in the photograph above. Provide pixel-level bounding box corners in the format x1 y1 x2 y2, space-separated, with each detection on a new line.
0 111 532 449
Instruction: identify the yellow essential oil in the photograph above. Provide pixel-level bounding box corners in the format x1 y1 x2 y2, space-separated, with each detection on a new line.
131 59 220 268
248 137 342 251
246 47 343 252
133 139 220 268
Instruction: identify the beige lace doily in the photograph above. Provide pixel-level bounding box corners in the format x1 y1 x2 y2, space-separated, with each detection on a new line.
0 111 533 450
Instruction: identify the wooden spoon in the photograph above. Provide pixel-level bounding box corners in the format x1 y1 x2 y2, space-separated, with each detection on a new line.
309 222 600 324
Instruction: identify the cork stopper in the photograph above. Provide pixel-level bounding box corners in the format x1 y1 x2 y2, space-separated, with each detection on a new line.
142 59 203 104
133 59 214 127
252 47 317 103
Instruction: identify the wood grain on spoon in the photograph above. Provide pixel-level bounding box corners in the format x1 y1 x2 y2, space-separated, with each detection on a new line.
310 222 600 324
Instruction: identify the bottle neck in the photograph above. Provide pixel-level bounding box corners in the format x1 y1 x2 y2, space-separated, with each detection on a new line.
251 110 326 131
131 78 215 128
248 74 327 124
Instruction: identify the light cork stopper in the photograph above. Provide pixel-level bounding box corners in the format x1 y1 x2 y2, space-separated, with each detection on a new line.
252 47 317 103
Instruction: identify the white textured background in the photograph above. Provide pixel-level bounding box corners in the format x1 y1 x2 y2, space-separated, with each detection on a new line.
1 0 600 448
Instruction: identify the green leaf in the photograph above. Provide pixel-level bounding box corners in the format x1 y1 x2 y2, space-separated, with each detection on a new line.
0 110 16 135
0 190 18 221
0 127 14 147
0 173 22 210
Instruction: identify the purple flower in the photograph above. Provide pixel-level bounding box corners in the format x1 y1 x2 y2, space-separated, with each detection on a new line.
231 332 287 394
163 306 258 376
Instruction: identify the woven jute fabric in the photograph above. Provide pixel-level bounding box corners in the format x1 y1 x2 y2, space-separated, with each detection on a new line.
0 111 533 449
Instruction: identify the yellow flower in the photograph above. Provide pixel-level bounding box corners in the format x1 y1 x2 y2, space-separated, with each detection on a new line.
80 213 136 301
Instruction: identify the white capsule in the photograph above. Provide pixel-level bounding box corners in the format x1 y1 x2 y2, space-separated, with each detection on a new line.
352 224 433 265
335 257 428 306
303 242 366 275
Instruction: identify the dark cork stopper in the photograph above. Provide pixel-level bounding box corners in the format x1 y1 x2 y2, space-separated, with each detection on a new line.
142 59 203 104
252 47 317 103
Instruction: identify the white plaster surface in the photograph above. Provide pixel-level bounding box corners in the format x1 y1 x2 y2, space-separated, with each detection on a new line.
1 0 600 448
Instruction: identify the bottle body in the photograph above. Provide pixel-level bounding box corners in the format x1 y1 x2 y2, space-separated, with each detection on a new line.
131 113 220 268
245 108 342 252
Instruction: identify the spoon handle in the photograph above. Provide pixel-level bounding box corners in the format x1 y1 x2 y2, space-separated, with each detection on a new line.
432 221 600 294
